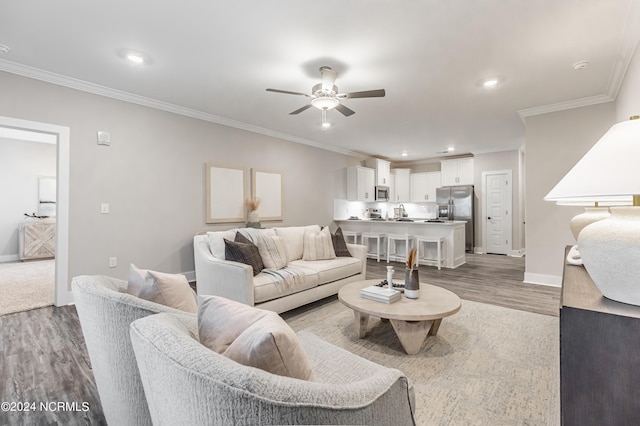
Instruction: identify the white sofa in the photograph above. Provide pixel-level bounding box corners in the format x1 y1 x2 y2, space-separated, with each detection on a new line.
194 225 367 313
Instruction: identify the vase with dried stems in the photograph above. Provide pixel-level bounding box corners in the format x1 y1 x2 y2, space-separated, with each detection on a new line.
404 247 420 299
246 198 261 229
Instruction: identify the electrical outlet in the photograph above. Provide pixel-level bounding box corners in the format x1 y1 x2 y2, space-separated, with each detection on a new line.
101 203 109 214
108 257 117 268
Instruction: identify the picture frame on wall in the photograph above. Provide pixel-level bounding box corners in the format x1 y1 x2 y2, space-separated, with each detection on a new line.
251 169 283 221
205 163 245 223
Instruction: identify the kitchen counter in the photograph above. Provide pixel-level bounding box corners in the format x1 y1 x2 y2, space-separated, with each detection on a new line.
334 219 466 268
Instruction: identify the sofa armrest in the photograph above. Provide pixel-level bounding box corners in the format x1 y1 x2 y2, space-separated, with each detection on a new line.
193 235 255 306
347 243 367 276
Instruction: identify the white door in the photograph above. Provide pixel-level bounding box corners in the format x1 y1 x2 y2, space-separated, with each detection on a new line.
484 171 512 255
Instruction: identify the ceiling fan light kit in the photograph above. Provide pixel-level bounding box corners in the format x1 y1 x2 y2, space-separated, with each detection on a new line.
266 66 385 126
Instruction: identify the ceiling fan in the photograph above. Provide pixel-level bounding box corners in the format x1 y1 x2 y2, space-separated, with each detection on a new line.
266 66 385 122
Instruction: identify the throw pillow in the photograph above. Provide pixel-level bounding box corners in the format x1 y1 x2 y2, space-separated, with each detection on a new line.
224 235 264 276
198 296 314 380
207 229 237 259
331 227 352 257
127 264 197 313
303 226 336 261
257 234 289 270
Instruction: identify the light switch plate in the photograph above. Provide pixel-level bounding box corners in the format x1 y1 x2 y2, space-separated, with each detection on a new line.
101 203 109 214
97 131 111 146
108 257 117 268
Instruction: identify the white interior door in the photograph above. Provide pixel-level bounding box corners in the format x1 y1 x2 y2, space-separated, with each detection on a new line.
484 171 512 255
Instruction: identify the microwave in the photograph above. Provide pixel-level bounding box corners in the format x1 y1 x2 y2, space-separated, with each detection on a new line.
375 185 390 201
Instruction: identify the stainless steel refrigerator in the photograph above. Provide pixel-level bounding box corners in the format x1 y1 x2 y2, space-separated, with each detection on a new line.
436 185 474 252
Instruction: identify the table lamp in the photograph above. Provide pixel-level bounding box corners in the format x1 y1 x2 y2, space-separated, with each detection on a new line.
545 115 640 305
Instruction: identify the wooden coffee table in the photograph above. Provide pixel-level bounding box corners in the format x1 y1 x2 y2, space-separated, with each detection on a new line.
338 279 461 354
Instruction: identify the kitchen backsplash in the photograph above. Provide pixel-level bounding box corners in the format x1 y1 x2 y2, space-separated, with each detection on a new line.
333 199 437 220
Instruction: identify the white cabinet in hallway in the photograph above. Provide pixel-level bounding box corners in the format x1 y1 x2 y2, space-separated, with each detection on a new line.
410 172 441 202
441 158 474 186
392 168 411 202
347 166 375 202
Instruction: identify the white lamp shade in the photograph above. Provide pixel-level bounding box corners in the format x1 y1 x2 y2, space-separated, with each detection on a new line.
544 118 640 201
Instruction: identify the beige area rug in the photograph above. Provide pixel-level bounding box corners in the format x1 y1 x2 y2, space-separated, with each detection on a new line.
0 259 55 316
283 298 560 426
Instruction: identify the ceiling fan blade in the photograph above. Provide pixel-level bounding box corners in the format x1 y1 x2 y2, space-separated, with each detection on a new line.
321 68 338 93
335 104 355 117
339 89 386 99
290 104 313 115
266 88 311 97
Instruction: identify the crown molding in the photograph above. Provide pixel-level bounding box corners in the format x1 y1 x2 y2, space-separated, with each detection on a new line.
0 60 361 158
517 94 614 120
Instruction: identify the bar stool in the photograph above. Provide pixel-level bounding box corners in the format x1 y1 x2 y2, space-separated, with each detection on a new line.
416 236 445 270
342 231 361 245
386 234 415 263
361 232 386 262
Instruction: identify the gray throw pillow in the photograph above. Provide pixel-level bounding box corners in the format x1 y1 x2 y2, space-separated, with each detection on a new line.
331 227 352 257
225 234 264 276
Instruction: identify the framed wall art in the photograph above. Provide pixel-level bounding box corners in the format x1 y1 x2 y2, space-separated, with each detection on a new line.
251 169 283 221
205 163 245 223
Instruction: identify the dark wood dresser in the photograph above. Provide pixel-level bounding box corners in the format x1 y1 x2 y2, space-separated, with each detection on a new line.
560 249 640 425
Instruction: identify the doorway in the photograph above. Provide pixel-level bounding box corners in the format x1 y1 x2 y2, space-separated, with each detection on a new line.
0 116 70 307
482 170 512 255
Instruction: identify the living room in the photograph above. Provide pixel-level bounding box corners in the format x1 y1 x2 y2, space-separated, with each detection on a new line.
2 1 640 424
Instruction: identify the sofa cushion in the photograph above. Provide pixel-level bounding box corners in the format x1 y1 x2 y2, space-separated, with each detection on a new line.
198 296 313 380
254 265 319 304
331 227 352 257
128 264 197 313
224 236 264 276
274 225 320 262
290 257 362 286
207 229 237 259
303 226 336 261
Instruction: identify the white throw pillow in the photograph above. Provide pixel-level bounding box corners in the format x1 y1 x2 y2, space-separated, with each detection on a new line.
127 264 197 313
198 296 313 380
257 234 289 270
303 226 336 261
275 225 321 262
207 229 238 259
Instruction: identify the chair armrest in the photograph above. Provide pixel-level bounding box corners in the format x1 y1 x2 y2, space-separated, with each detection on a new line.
347 243 368 276
193 236 255 306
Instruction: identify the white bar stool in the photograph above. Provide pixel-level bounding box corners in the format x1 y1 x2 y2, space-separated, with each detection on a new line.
342 231 361 245
386 234 415 263
416 236 445 270
361 232 386 262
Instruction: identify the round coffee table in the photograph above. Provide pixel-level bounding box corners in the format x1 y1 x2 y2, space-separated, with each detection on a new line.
338 279 461 354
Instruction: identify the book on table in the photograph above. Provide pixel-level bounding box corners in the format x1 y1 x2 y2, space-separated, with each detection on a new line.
360 285 401 304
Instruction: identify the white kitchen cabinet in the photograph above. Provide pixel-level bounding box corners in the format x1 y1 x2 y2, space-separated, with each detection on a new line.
440 158 474 186
392 168 411 202
410 171 441 202
388 172 396 203
365 158 391 186
347 166 375 202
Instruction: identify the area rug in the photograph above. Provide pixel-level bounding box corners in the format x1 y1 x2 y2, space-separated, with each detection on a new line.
0 259 54 316
284 298 560 426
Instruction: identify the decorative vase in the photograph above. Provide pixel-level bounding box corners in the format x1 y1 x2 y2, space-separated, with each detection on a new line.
246 211 261 229
569 207 611 240
404 268 419 299
579 206 640 306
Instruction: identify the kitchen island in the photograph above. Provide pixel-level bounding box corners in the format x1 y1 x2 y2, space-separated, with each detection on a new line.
334 219 466 269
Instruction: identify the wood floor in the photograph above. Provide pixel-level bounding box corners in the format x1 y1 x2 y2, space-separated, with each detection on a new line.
0 253 560 425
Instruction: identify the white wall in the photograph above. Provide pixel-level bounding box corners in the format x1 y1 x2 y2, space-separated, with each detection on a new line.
0 137 56 261
616 43 640 121
0 71 361 289
524 102 616 285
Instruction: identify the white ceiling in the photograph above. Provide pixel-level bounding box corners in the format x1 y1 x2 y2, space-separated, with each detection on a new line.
1 0 639 162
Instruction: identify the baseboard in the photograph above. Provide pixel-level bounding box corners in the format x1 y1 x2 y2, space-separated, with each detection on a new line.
523 272 561 287
0 254 19 263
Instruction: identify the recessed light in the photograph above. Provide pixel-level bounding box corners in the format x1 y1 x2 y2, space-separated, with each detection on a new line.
448 147 455 152
0 44 9 55
483 78 499 88
118 49 151 66
401 151 408 157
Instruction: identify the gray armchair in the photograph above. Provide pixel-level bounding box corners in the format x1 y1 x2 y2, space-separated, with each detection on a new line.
130 312 416 425
72 275 195 426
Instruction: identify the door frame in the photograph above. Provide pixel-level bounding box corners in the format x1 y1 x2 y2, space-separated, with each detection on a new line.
481 169 513 255
0 116 71 306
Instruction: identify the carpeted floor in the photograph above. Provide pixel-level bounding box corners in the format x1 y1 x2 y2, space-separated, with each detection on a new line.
283 296 560 426
0 259 54 316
